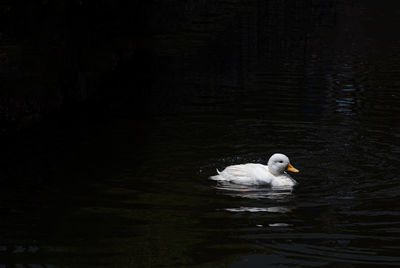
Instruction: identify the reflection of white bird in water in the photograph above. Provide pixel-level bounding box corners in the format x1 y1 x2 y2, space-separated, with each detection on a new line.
210 153 299 187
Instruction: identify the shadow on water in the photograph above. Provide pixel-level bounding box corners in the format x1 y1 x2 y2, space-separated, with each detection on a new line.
214 181 295 201
1 1 400 268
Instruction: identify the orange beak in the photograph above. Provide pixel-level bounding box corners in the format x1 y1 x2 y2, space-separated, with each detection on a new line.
286 163 299 173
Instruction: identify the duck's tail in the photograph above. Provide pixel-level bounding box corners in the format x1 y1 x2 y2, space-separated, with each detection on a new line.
210 168 225 181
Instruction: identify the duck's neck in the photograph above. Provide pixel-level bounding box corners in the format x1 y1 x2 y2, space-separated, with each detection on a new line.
268 166 283 176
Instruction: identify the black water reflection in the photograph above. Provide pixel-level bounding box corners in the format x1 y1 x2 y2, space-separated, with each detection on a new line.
1 1 400 268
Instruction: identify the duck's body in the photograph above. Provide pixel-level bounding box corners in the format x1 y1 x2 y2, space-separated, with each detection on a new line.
210 153 299 187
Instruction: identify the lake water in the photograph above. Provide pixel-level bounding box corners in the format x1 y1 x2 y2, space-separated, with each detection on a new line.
1 1 400 267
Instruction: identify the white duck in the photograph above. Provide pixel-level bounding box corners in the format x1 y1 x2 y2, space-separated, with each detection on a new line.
210 153 299 187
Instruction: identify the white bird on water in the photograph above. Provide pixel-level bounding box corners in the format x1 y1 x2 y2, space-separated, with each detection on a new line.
210 153 299 187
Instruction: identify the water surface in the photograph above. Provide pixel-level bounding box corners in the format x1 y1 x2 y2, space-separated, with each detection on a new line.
1 1 400 267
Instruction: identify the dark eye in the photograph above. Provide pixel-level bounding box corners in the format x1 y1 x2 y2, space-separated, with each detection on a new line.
279 161 283 163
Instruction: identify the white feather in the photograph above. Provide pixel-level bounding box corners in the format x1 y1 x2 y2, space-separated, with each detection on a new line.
210 153 298 187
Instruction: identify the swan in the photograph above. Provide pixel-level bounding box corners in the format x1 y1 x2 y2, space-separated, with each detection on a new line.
210 153 299 187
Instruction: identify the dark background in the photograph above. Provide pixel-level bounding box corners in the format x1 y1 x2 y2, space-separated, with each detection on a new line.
0 0 342 126
0 0 399 124
1 1 400 267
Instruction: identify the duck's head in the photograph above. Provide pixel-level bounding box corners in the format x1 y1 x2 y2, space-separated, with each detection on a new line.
267 153 299 176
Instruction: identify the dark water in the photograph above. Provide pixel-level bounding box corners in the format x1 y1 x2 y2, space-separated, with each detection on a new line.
1 2 400 268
